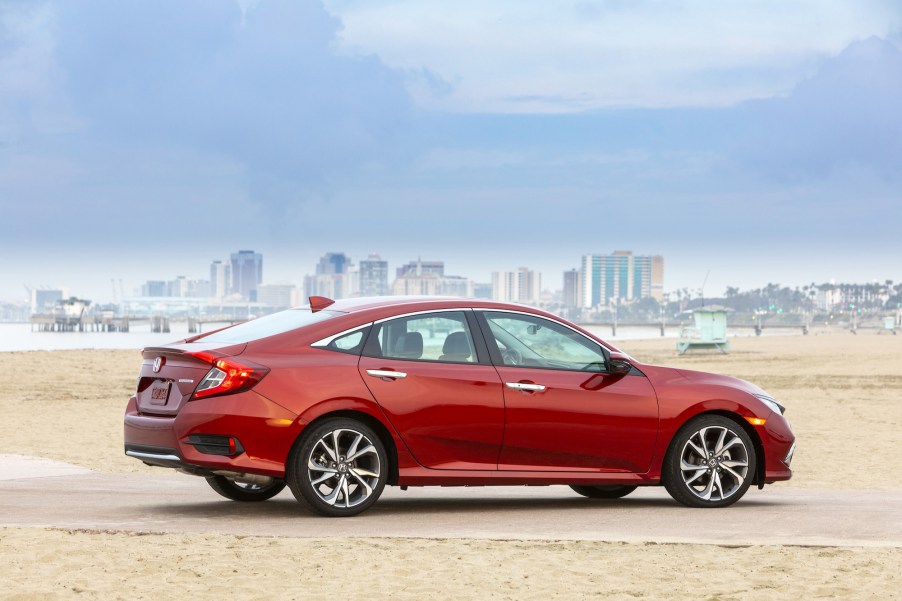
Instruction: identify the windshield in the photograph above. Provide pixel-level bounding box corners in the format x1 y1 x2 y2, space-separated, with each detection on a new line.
194 309 341 344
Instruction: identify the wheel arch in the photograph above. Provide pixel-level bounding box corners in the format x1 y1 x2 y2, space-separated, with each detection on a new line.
666 409 766 488
293 410 400 486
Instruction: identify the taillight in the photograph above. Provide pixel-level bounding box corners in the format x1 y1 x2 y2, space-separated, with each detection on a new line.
188 352 270 400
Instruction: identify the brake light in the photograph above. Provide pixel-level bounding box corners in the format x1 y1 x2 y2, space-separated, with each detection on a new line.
188 352 270 400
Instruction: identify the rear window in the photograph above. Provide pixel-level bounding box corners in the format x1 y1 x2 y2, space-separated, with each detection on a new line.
195 309 341 344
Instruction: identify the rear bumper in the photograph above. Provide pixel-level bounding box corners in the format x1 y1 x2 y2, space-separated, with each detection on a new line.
123 390 301 478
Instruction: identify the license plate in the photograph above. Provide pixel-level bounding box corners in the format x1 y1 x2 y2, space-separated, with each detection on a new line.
150 381 171 405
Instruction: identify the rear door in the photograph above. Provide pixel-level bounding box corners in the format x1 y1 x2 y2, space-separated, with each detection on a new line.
357 310 505 470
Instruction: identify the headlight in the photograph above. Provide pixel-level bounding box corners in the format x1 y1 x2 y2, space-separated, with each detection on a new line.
754 393 785 415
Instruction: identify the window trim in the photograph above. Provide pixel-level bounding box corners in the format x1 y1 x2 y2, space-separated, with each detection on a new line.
310 324 373 355
474 309 612 373
361 309 490 366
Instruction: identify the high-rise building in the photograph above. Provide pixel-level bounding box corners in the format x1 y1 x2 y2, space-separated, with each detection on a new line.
580 250 664 308
210 260 232 300
230 250 263 300
141 281 167 297
492 267 541 304
391 259 445 296
396 260 444 279
305 252 353 299
562 269 581 308
359 253 389 297
317 252 352 276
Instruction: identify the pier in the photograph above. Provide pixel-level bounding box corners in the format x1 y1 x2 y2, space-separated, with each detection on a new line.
30 314 243 334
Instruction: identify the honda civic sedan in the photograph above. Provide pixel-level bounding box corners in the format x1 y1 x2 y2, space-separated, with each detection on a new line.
124 296 795 516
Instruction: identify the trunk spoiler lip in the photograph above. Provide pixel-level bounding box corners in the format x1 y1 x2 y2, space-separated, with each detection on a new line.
142 342 248 361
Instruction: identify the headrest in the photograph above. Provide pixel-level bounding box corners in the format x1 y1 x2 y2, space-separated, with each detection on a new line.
442 331 471 358
395 332 423 359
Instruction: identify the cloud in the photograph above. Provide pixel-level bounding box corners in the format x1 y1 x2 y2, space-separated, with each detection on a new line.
53 0 412 189
325 0 902 112
732 36 902 180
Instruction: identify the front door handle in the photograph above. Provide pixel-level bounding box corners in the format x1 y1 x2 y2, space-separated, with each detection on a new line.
505 382 546 392
366 369 407 380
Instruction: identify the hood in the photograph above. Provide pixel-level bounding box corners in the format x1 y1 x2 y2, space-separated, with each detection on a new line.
673 368 768 398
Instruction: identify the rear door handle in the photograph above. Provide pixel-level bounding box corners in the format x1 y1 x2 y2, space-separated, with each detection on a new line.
505 382 546 392
366 369 407 380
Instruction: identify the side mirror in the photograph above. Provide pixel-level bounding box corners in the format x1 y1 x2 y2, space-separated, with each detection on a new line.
608 351 632 376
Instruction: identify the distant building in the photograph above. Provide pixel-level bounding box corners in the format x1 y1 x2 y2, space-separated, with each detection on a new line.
257 284 299 309
562 269 580 308
230 250 263 300
391 259 445 296
492 267 541 304
472 282 493 300
396 260 444 279
305 252 354 299
141 281 167 297
210 260 231 300
580 251 664 307
358 253 389 297
440 276 472 298
167 276 210 298
30 288 66 314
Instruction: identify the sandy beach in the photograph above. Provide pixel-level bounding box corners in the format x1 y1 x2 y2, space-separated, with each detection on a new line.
1 331 900 599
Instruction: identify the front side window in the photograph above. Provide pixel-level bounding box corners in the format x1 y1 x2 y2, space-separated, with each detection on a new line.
364 312 477 363
482 312 607 372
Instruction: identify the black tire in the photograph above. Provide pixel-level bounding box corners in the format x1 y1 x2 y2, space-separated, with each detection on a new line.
205 475 286 502
570 484 638 499
663 414 757 508
287 418 388 517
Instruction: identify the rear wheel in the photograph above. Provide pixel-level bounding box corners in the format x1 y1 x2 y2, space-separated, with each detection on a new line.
663 415 756 508
205 475 286 502
570 484 637 499
287 418 388 517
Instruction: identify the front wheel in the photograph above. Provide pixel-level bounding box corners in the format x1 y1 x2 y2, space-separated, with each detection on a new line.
570 484 637 499
287 418 388 517
205 475 286 502
663 415 756 508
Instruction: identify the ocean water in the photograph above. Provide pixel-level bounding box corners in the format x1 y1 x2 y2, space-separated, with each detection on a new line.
0 322 203 352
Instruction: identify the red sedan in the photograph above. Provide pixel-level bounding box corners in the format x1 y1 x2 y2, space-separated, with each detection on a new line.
124 296 795 516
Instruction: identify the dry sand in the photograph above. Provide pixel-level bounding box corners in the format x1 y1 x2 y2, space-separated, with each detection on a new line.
1 331 900 599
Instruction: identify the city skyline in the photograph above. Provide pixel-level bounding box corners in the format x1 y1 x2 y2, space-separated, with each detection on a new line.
8 246 899 308
1 1 900 303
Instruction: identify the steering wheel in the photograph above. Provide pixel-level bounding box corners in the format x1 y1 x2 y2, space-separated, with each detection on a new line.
501 348 523 366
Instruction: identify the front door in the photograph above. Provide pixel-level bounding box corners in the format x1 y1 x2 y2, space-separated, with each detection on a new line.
477 311 659 473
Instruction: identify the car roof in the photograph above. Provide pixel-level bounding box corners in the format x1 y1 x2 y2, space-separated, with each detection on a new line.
308 296 542 315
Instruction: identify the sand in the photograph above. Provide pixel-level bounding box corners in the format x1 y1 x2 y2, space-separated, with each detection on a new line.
1 331 900 599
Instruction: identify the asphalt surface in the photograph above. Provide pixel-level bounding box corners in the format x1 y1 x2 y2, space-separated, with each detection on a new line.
2 455 900 547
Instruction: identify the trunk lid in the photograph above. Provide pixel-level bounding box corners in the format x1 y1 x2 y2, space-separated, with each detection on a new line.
135 342 246 416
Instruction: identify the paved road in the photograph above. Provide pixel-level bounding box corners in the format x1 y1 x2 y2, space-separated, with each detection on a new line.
1 456 899 547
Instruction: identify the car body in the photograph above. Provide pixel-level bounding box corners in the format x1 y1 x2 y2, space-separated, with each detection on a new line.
124 296 795 516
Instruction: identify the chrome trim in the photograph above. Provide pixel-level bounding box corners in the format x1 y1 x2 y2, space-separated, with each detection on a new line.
366 369 407 379
475 308 615 356
126 450 181 462
783 442 796 467
311 324 373 348
372 308 474 325
505 382 546 392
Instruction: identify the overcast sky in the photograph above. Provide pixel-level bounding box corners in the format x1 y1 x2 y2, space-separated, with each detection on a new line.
1 0 900 302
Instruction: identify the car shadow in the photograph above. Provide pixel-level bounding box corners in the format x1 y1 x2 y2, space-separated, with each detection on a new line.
145 490 782 521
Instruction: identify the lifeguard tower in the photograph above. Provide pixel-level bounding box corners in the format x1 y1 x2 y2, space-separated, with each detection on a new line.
677 306 731 355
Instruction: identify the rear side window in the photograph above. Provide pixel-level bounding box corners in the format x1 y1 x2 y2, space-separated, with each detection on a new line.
364 312 477 364
196 309 341 344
